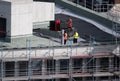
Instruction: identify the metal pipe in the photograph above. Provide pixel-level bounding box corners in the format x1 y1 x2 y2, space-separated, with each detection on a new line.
61 29 65 45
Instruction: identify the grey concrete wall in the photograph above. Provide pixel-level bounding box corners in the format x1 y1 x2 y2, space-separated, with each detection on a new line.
0 1 11 36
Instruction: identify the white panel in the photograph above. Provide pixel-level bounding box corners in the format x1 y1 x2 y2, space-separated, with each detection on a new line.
11 2 33 36
33 2 55 22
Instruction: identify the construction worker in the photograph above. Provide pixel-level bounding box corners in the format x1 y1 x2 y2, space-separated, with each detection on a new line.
73 31 79 43
55 19 61 31
67 18 72 25
64 31 68 44
67 18 73 30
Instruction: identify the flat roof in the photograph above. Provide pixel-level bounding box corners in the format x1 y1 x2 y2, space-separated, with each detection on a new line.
0 29 61 49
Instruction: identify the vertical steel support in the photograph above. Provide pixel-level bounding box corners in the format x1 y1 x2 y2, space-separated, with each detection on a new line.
92 56 95 81
52 46 55 81
61 29 65 45
69 57 72 81
82 58 87 73
118 45 120 81
55 59 60 75
69 42 73 81
52 59 54 81
0 49 3 81
96 58 100 72
15 61 19 78
55 59 60 81
92 0 94 10
115 23 118 44
42 60 46 75
0 60 3 81
109 57 113 73
42 59 47 81
27 39 31 81
77 0 79 5
84 0 86 7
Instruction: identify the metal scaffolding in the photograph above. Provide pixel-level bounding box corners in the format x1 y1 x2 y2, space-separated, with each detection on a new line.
0 39 119 81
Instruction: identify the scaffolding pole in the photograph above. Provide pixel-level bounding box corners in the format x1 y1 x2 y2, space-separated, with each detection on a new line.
0 60 3 81
27 39 31 81
69 40 73 81
0 49 3 81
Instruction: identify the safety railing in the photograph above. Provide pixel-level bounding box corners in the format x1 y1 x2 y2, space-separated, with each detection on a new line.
66 0 113 11
1 65 119 77
0 44 117 60
65 0 120 23
107 4 120 21
94 4 113 12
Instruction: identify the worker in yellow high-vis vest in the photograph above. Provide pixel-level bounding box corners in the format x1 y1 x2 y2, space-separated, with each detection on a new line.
73 31 79 43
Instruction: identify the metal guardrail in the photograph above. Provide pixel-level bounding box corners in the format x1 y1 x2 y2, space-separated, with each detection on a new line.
107 4 120 21
1 65 119 77
0 44 118 60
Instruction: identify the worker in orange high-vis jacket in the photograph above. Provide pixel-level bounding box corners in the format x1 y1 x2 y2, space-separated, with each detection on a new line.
64 31 68 44
67 18 73 30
